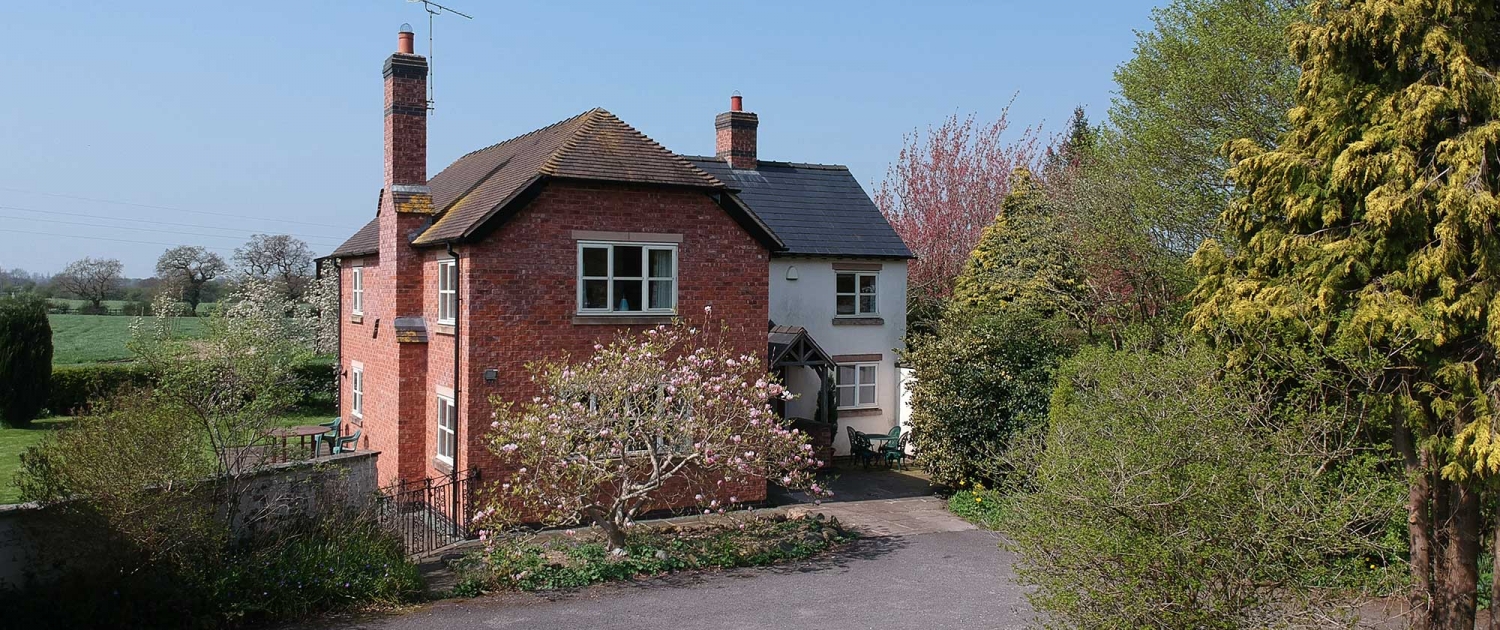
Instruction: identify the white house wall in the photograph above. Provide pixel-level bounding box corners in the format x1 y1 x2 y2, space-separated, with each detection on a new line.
769 257 908 455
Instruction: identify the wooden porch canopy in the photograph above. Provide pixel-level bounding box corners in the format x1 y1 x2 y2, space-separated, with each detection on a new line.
769 324 835 369
768 323 838 430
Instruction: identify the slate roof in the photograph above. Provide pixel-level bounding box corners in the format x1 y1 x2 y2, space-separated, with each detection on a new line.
685 157 913 259
413 108 727 245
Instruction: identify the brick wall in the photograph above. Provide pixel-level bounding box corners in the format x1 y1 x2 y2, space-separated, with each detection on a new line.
457 180 771 505
339 179 773 508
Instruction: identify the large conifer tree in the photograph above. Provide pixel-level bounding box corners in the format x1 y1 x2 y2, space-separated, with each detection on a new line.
1188 1 1500 626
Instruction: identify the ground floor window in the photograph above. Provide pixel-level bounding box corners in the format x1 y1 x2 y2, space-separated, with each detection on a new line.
437 393 456 464
351 363 364 417
837 363 878 408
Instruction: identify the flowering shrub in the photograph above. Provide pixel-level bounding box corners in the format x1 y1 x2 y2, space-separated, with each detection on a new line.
479 308 827 549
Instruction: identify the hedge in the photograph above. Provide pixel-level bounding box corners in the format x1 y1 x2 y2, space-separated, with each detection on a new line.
47 359 336 417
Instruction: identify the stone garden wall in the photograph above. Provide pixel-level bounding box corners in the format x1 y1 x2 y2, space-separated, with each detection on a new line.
0 450 379 589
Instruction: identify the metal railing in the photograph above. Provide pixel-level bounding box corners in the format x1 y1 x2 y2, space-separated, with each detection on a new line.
376 468 480 557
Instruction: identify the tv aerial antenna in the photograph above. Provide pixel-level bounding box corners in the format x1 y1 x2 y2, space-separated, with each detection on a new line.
406 0 473 112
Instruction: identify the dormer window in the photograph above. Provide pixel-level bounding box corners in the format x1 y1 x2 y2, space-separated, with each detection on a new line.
577 242 677 314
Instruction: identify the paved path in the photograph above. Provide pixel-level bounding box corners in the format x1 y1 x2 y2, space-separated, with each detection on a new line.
315 497 1029 630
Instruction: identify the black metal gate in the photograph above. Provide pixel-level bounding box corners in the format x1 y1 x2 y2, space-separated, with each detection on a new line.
376 469 480 557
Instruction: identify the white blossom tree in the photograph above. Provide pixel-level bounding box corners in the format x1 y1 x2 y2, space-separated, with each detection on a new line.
478 308 828 550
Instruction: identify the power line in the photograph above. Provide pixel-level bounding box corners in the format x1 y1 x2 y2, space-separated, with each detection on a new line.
0 213 344 246
0 204 346 244
0 185 352 229
0 227 238 252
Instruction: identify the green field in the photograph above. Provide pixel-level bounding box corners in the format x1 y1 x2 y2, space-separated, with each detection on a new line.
49 314 207 365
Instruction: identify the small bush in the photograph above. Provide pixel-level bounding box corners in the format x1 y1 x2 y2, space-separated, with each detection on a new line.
291 358 336 402
0 515 422 629
46 363 152 416
211 517 424 625
946 487 1005 530
456 515 854 593
902 312 1073 488
1000 342 1404 628
0 294 53 426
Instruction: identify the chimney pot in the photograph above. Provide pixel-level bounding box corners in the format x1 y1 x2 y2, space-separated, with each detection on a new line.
397 24 415 55
715 93 758 169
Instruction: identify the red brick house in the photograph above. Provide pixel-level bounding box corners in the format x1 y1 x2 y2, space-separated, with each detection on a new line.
326 28 913 509
325 29 784 502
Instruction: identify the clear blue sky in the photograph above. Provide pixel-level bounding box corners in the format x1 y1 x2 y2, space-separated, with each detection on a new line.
1 0 1160 277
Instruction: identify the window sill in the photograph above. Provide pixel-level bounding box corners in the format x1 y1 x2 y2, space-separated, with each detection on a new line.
434 323 455 336
832 317 885 326
573 314 676 326
433 457 454 475
348 414 363 427
838 407 884 418
350 314 364 324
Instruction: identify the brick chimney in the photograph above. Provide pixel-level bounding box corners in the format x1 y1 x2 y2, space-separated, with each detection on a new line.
376 24 436 485
715 93 758 169
384 23 428 188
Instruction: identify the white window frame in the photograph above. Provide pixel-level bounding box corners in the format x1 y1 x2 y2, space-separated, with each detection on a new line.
437 259 457 325
350 363 364 418
835 271 878 317
836 363 879 409
576 242 678 315
350 266 364 316
436 392 456 465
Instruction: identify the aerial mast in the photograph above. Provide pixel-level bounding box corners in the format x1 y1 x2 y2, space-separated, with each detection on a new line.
406 0 473 112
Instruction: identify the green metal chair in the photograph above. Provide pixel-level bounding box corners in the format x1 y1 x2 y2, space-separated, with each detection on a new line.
313 418 342 456
334 428 361 454
882 431 911 469
847 427 879 469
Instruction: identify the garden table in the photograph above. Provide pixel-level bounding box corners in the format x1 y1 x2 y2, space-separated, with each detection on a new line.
266 425 330 459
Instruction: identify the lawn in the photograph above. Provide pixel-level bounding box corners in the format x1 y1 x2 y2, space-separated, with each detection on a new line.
0 418 71 504
49 314 207 365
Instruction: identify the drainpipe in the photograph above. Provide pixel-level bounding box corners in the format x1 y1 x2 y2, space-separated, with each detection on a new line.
446 243 461 483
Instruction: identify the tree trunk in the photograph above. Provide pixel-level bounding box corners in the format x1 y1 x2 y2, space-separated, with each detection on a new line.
1438 482 1480 630
1395 421 1437 629
1491 513 1500 630
591 512 628 551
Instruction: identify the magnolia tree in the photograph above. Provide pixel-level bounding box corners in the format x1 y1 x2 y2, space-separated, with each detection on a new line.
478 308 827 550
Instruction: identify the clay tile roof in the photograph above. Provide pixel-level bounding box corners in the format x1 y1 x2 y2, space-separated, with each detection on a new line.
329 217 379 258
413 108 725 245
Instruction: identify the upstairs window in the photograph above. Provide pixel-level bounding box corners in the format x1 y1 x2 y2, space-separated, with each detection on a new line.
837 363 878 409
577 243 677 314
836 272 877 316
437 259 457 324
351 266 364 316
